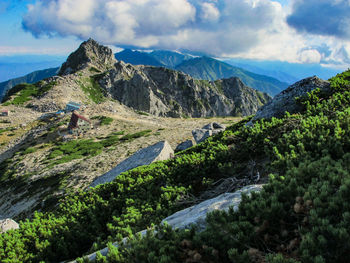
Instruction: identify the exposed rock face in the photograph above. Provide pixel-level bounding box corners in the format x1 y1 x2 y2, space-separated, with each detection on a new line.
98 61 271 118
90 141 174 188
175 140 194 152
249 76 330 124
59 38 116 75
0 218 19 233
71 184 264 262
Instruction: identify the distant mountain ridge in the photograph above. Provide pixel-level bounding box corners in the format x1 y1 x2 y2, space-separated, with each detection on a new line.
0 67 59 100
115 49 164 67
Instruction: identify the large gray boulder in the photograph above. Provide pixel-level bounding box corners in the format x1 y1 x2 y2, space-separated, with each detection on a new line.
248 76 330 124
162 184 263 231
89 141 174 188
175 140 194 152
0 218 19 233
70 184 264 262
192 122 226 144
192 129 213 144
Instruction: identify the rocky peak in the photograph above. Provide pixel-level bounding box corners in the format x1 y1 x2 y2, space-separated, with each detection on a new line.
248 76 330 125
58 38 116 75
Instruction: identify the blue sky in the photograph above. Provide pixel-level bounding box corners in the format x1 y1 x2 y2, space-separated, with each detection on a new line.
1 0 350 70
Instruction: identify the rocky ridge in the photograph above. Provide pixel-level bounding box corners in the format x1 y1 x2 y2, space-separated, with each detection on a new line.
98 61 271 117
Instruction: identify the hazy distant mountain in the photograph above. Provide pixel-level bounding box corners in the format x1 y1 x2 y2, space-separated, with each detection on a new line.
175 57 288 96
226 61 298 84
115 49 164 67
0 55 64 82
0 67 59 101
149 50 192 68
225 59 341 82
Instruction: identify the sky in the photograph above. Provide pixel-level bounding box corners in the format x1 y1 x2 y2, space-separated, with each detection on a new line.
1 0 350 70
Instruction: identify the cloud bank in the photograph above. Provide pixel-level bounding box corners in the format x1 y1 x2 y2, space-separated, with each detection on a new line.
21 0 350 67
287 0 350 39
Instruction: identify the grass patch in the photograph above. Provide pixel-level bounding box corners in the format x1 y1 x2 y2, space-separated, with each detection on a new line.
78 77 106 104
48 139 104 166
22 147 37 155
3 82 57 105
91 115 114 126
136 111 149 116
120 130 152 141
89 67 101 73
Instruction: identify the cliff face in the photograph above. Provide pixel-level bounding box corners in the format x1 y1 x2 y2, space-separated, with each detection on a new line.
58 38 116 75
98 62 271 117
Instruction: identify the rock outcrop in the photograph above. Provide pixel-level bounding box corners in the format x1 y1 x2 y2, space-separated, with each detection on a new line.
70 184 264 262
59 38 116 75
0 218 19 233
90 141 174 188
98 61 271 118
248 76 330 124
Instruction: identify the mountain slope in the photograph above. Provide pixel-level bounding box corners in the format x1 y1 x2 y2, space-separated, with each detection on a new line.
2 68 350 262
0 67 59 101
114 49 164 67
176 56 289 96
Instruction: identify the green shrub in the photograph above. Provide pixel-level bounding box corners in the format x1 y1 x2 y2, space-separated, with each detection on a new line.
22 147 37 155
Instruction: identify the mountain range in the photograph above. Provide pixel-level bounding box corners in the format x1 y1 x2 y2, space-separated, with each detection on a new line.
3 39 270 118
0 48 289 101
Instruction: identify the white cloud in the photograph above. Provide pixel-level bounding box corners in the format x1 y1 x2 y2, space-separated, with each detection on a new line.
299 49 322 63
200 2 220 22
21 0 350 68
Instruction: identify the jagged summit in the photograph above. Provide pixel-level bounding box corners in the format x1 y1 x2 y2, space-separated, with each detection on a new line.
58 38 116 75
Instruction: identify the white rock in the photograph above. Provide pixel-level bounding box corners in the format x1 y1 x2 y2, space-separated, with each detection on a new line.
89 141 174 188
0 218 19 233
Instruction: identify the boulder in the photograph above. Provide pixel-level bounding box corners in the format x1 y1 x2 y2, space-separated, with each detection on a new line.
202 122 226 130
70 184 264 262
192 129 212 144
89 141 174 188
248 76 330 125
175 140 194 152
162 184 263 231
192 122 226 143
0 219 19 233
